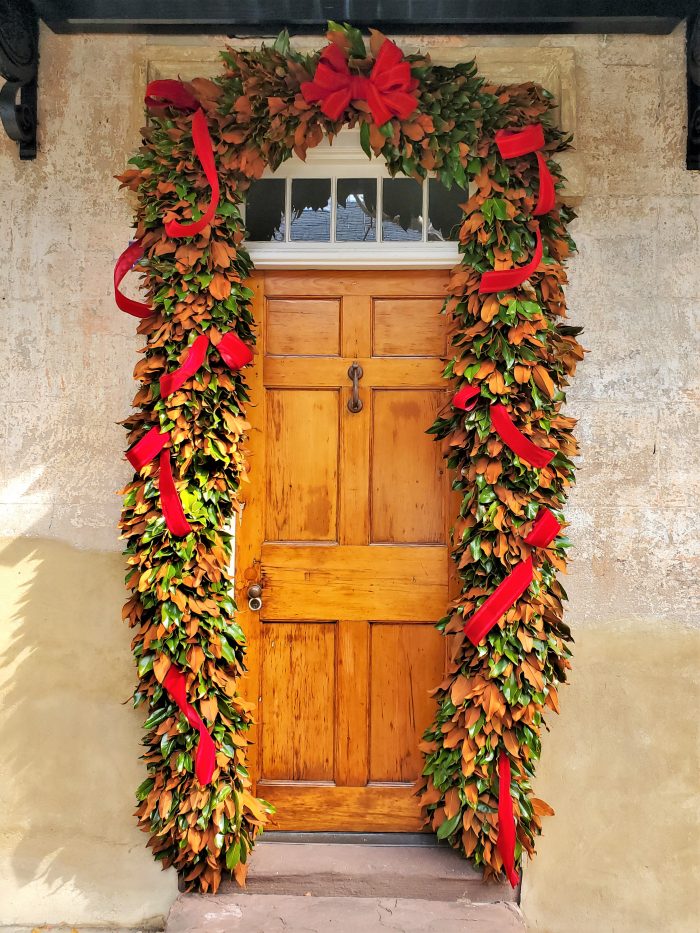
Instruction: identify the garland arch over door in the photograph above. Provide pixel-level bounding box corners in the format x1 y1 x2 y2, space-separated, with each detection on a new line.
117 24 582 894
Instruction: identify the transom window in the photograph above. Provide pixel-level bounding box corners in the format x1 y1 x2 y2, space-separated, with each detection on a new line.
244 129 463 269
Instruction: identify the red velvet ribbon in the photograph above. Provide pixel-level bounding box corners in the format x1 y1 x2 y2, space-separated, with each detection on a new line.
114 241 153 318
158 449 193 537
125 427 191 538
145 81 220 238
453 385 480 411
162 665 216 786
495 124 545 158
160 335 210 398
464 557 533 647
497 750 520 888
479 226 543 295
495 124 555 216
301 39 418 126
217 331 254 370
490 403 554 469
145 79 199 112
534 152 556 216
525 507 561 548
126 426 169 471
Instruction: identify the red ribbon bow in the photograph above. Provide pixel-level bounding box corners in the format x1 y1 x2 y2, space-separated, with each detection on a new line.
301 39 418 126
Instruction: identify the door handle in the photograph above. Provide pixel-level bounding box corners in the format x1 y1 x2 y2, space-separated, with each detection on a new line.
347 361 363 413
247 583 263 612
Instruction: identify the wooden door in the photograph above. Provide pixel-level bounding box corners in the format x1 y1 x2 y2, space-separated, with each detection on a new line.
237 269 451 831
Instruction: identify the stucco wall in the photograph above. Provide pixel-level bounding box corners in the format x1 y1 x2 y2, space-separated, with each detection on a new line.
0 23 698 933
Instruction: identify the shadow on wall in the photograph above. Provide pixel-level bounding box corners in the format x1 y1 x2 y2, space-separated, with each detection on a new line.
0 525 177 926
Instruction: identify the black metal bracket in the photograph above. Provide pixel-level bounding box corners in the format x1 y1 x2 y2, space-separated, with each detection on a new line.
0 0 39 160
688 8 700 170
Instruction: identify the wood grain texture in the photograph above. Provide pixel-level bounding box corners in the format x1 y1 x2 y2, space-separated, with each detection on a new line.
258 784 425 832
371 390 446 544
264 389 339 542
237 269 451 830
266 298 340 356
260 622 336 782
369 624 447 782
264 356 445 389
372 298 446 357
260 544 448 622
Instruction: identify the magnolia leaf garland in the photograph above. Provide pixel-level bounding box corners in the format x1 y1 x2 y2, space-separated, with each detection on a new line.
117 23 582 893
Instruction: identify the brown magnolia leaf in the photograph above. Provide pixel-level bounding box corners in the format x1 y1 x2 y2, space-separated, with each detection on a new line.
444 787 461 819
153 653 171 684
532 797 556 817
462 828 479 856
532 364 556 399
210 240 231 268
234 861 249 886
268 96 287 116
187 645 205 675
209 273 231 301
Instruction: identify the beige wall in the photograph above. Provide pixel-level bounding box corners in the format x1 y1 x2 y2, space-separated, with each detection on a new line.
0 23 698 932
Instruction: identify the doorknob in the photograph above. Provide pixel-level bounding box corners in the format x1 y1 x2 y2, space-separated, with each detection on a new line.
347 361 363 413
247 583 263 612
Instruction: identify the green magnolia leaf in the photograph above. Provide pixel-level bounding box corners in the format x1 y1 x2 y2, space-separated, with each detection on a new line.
436 811 462 839
360 121 372 158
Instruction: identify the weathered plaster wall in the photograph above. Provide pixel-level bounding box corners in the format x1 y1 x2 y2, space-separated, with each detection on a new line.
0 23 698 933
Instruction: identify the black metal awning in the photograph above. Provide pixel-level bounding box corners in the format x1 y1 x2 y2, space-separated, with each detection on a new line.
31 0 694 36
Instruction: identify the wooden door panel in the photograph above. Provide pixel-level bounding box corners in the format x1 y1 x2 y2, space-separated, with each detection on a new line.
260 622 336 782
372 298 446 357
369 623 447 782
266 298 341 356
264 356 445 388
239 269 451 833
371 389 446 545
264 389 339 542
260 544 447 623
264 785 425 832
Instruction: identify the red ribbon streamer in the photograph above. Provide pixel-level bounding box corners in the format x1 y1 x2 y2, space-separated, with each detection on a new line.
495 124 555 216
495 124 545 158
490 403 554 469
158 449 193 537
126 426 169 471
160 335 210 398
125 427 191 538
114 241 153 318
145 81 220 238
525 507 561 549
301 39 418 126
463 557 533 646
145 79 199 112
497 750 520 888
479 226 543 295
534 152 555 216
162 665 216 786
217 331 254 370
453 385 480 411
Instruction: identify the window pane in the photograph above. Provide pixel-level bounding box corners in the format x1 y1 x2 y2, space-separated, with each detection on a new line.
336 178 377 242
245 178 285 241
427 178 465 241
381 178 422 241
290 178 331 241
